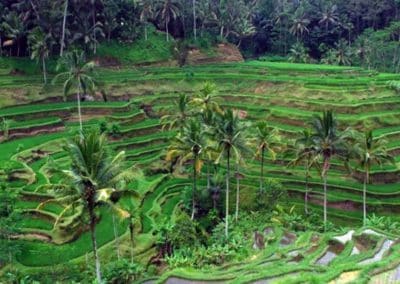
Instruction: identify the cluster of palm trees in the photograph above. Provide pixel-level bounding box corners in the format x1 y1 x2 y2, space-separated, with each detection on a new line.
292 111 393 229
165 86 394 236
164 83 253 237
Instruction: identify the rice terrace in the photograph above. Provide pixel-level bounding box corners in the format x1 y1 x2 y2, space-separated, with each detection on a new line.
1 1 400 283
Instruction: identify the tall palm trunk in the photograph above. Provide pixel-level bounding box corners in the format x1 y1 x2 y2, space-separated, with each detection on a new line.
191 155 197 220
42 56 47 84
235 163 240 222
193 0 197 40
112 213 120 260
8 235 12 264
88 199 102 283
260 147 265 192
77 82 83 133
323 157 330 231
60 0 68 56
323 173 327 230
166 20 169 42
129 219 134 263
363 169 369 226
304 159 309 214
92 3 97 54
207 160 211 190
225 148 230 238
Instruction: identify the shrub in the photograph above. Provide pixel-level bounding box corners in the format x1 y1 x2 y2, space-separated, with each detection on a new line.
288 43 310 63
0 118 10 142
103 259 145 283
388 81 400 94
365 214 400 234
169 212 200 249
99 120 108 134
109 123 121 138
255 178 286 211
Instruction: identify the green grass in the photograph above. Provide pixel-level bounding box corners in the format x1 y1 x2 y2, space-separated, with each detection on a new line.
16 206 128 266
96 29 175 64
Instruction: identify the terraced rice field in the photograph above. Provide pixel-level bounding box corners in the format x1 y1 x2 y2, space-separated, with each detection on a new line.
1 61 400 281
149 228 400 283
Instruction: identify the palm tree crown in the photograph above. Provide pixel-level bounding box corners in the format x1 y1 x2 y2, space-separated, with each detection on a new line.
252 121 280 192
161 94 190 130
156 0 181 42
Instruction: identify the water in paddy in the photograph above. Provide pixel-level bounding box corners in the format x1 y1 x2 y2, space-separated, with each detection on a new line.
317 251 338 266
316 241 345 266
165 278 226 284
359 239 394 265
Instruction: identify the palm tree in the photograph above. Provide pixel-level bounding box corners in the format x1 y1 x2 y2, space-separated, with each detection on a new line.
166 119 205 220
215 109 247 237
28 28 53 84
190 82 222 114
53 51 97 133
252 122 280 192
319 4 339 32
139 0 155 41
60 0 68 56
200 108 218 190
354 131 393 225
311 110 350 230
2 12 27 57
334 39 352 66
192 0 197 40
59 130 133 283
288 129 319 214
273 1 290 53
288 43 310 63
290 13 310 42
156 0 180 42
161 94 190 131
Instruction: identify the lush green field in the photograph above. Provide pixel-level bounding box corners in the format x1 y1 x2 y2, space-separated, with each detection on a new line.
1 60 400 283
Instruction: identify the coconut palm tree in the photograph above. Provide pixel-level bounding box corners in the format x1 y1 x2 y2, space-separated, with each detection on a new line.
58 130 134 283
59 0 69 56
288 43 310 63
290 13 310 42
53 51 97 133
166 118 206 220
319 4 339 32
273 1 290 53
199 108 219 190
215 109 247 237
311 110 350 230
252 122 280 192
161 94 190 131
354 131 393 226
192 0 197 40
2 12 27 57
288 129 319 214
156 0 181 42
190 82 222 114
139 0 155 41
334 39 352 66
28 28 53 84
